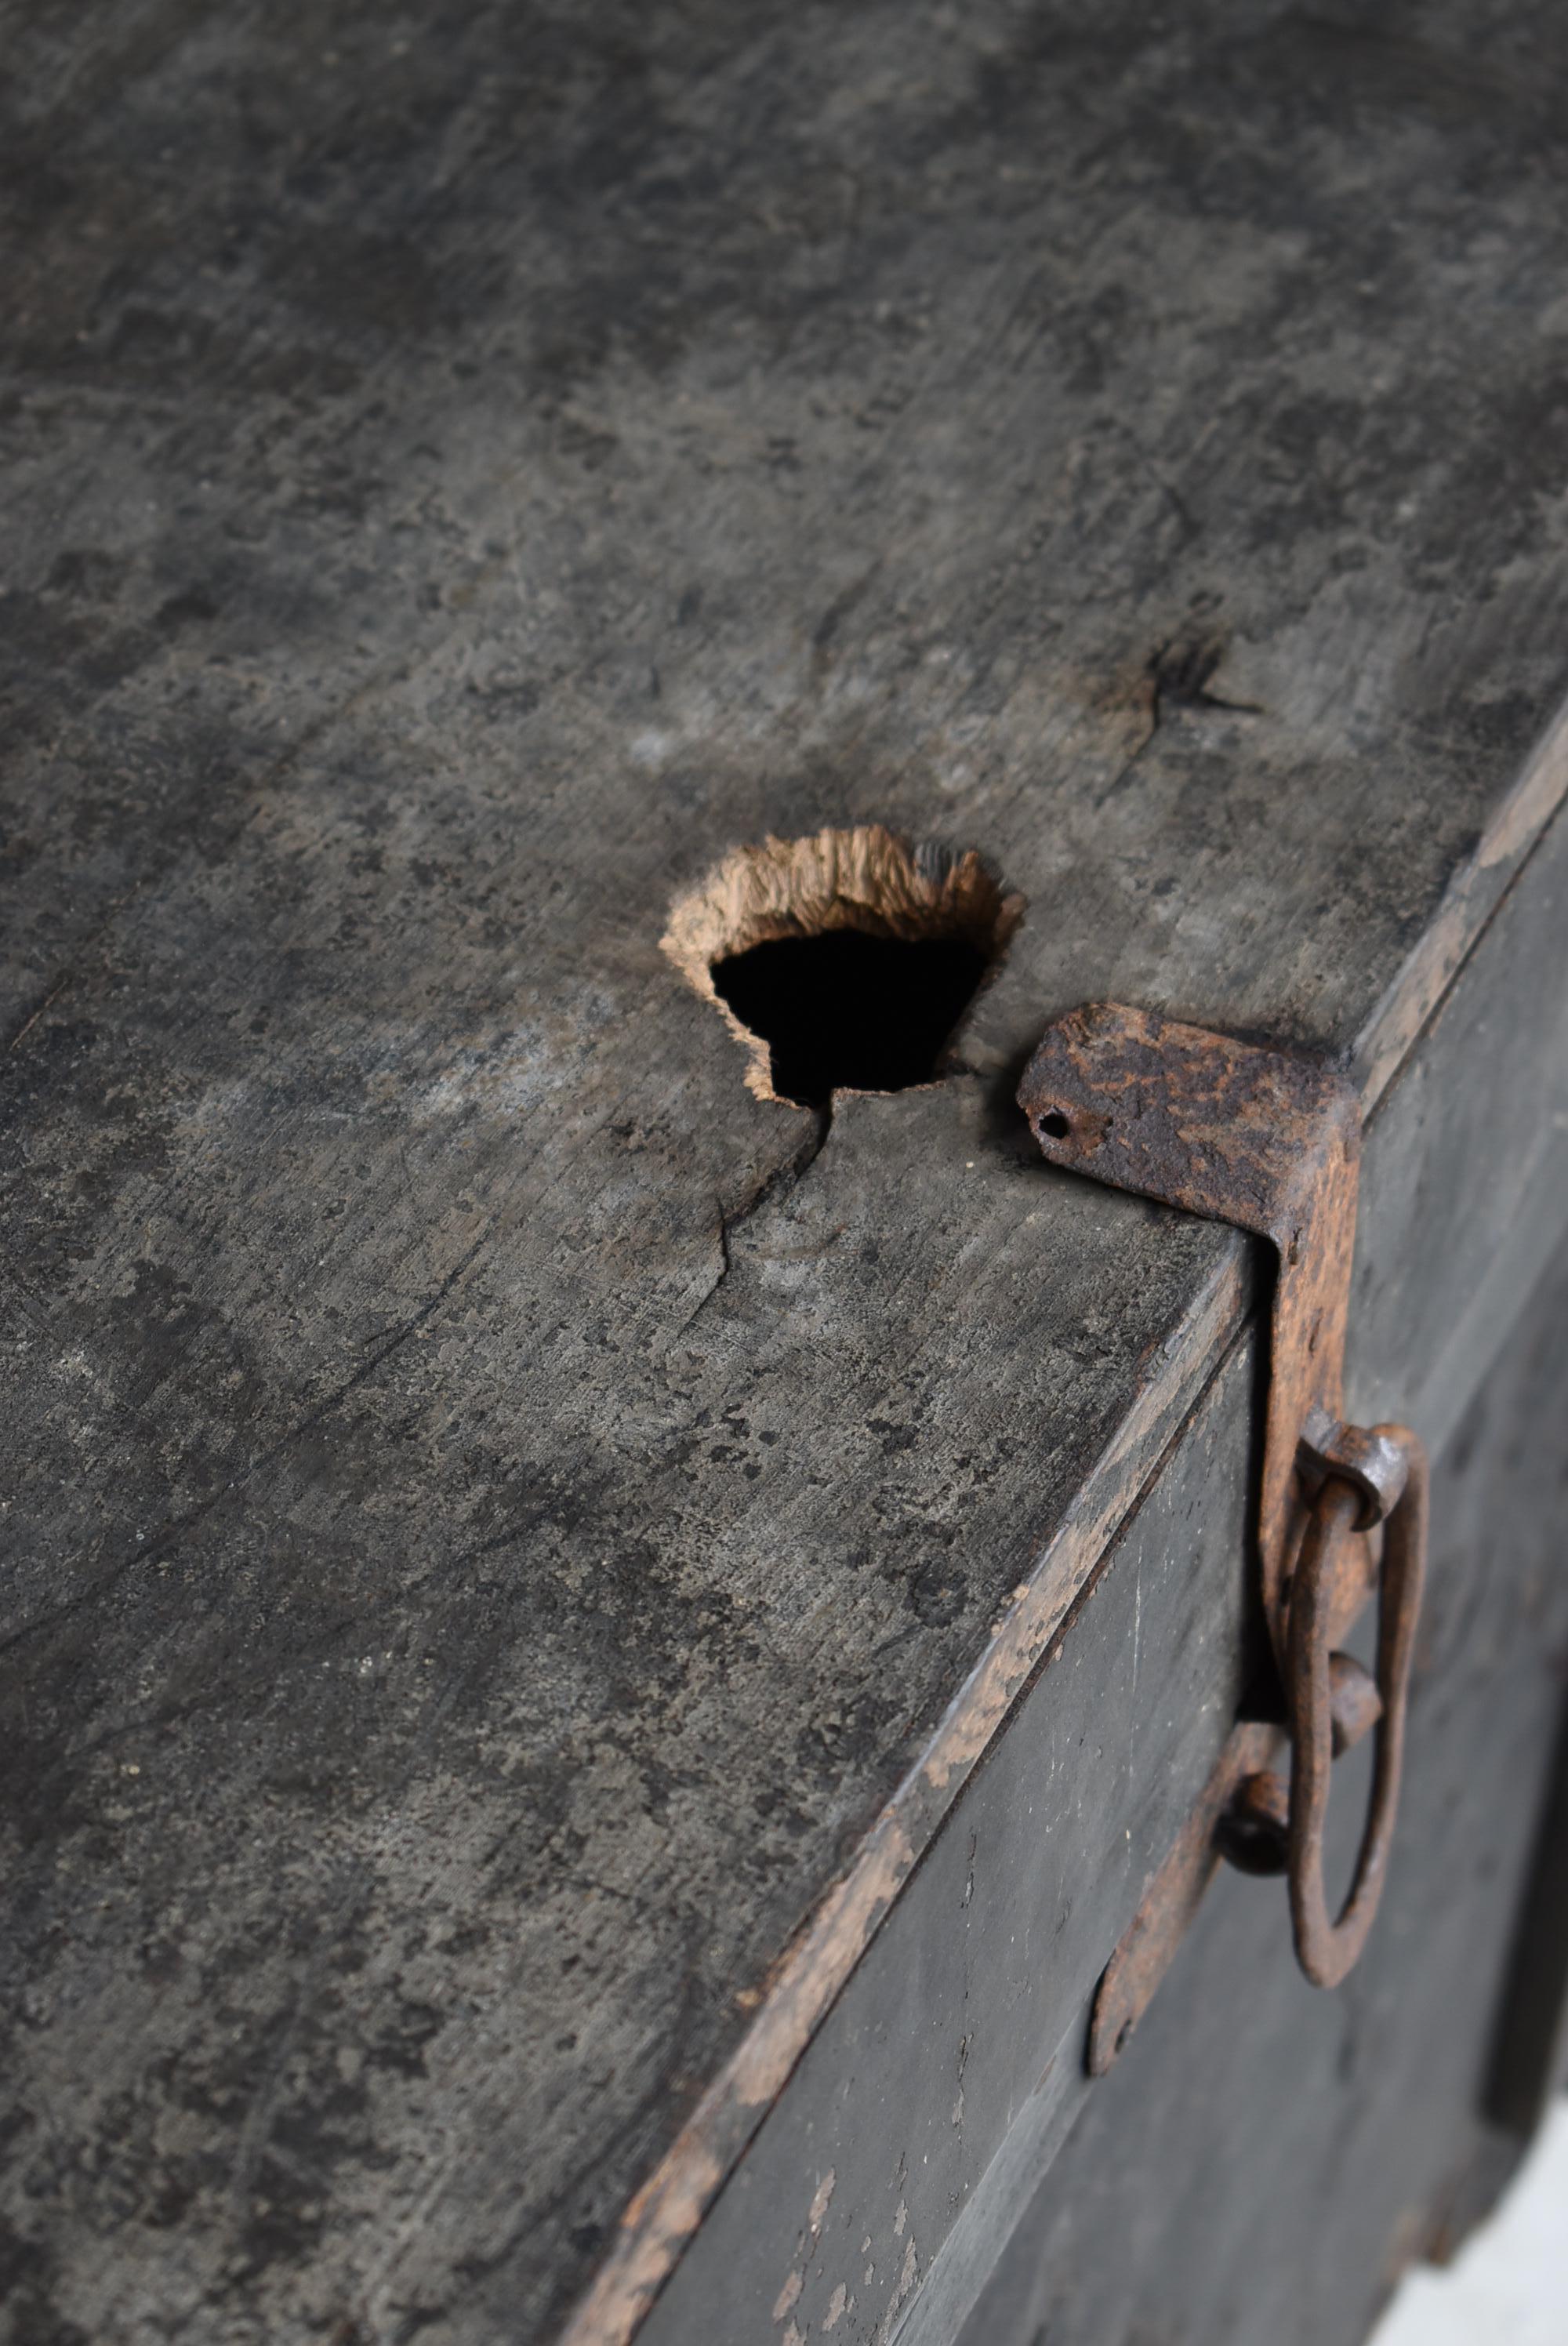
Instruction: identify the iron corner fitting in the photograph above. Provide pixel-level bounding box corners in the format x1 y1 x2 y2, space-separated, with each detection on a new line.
1018 1003 1428 2072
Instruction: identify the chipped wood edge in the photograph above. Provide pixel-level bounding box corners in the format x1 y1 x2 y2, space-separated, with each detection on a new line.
1357 689 1568 1109
557 1248 1250 2346
561 693 1568 2346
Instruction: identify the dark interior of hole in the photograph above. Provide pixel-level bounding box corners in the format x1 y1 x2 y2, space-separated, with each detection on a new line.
710 929 990 1109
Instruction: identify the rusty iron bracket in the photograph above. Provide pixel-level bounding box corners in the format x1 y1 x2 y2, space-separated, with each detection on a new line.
1017 1004 1428 2066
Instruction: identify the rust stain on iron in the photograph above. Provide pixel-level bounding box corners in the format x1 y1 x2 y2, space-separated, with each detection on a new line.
1088 1720 1282 2074
1021 1003 1429 2028
1284 1443 1427 1988
1018 1000 1359 1665
556 745 1566 2346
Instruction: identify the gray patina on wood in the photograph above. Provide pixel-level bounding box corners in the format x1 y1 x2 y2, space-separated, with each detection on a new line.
628 742 1568 2346
960 1237 1568 2346
4 6 1568 2343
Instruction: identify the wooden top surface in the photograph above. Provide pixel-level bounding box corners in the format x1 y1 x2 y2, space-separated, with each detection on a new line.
5 5 1568 2340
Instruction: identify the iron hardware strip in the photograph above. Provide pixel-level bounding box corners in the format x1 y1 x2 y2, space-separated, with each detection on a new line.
1018 1004 1428 2066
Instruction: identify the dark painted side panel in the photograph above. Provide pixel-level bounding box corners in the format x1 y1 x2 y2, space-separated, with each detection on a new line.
958 1232 1568 2346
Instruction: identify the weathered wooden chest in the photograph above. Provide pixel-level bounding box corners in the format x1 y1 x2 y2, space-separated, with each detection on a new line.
5 6 1568 2344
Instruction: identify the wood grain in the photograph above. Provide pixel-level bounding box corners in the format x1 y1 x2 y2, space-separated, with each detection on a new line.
593 786 1568 2346
958 1237 1568 2346
5 5 1568 2341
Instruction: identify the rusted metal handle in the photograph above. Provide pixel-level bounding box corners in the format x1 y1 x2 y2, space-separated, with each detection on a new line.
1088 1419 1430 2065
1285 1427 1428 1988
1018 1008 1433 2051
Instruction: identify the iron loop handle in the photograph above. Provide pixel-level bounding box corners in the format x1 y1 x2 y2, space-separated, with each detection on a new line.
1285 1425 1428 1988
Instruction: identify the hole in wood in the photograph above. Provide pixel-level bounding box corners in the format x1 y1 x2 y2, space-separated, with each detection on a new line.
712 931 989 1109
663 825 1022 1109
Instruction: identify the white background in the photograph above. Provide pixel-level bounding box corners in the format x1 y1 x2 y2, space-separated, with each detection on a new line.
1370 2101 1568 2346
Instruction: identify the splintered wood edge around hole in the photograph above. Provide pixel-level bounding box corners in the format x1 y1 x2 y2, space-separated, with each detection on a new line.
661 823 1025 1102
